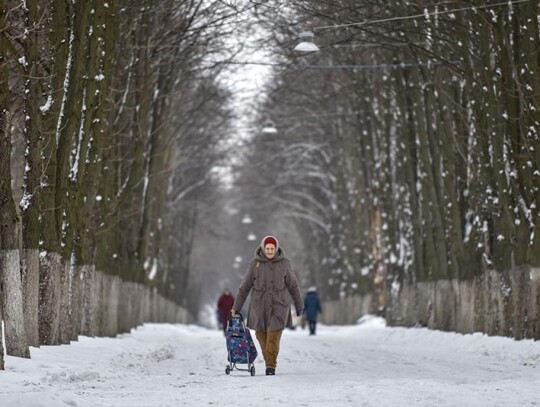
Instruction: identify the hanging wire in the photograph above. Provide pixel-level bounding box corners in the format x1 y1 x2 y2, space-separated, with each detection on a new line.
205 60 458 70
313 0 529 30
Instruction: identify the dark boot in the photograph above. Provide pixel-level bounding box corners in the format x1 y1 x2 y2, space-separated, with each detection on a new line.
265 368 275 375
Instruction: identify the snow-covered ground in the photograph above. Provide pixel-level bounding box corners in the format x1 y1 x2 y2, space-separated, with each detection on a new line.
1 317 539 407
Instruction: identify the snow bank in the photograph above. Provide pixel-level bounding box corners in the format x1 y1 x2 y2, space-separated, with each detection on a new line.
356 314 387 328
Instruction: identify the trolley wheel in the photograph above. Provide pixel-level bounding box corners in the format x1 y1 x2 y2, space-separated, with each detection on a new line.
225 366 231 375
250 366 255 376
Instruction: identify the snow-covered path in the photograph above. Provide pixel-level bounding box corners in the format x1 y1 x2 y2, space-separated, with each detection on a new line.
2 319 540 407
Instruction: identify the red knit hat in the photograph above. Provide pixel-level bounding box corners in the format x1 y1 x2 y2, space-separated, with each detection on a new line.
261 235 278 249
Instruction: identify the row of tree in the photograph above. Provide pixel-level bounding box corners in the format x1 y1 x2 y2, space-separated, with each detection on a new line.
239 0 540 319
0 0 243 369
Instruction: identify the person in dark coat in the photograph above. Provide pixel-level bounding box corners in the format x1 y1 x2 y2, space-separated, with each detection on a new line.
303 286 322 335
231 235 303 376
217 289 235 334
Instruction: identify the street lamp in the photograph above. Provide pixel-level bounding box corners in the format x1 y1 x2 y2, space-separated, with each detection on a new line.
261 120 278 134
293 31 320 53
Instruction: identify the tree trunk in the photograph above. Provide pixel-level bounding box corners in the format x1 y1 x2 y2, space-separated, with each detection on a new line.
1 251 30 358
81 265 97 336
20 0 42 348
104 275 119 337
39 252 61 344
0 303 3 369
422 82 449 280
401 72 425 282
58 261 72 344
22 249 39 347
0 0 7 369
38 0 69 346
69 265 83 340
0 0 30 358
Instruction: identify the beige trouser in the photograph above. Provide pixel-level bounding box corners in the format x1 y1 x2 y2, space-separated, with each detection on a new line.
255 330 283 369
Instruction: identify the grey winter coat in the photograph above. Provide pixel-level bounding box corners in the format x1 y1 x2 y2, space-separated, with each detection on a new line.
233 247 303 332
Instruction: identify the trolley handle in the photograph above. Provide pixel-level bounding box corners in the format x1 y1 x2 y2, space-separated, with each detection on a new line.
226 311 246 330
228 311 243 320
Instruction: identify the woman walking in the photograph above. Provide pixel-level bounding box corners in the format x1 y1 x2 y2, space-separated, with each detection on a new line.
231 235 303 376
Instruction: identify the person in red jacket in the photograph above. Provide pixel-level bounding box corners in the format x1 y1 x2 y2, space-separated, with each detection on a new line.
217 289 235 334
